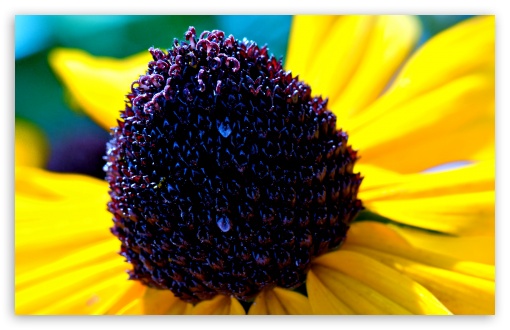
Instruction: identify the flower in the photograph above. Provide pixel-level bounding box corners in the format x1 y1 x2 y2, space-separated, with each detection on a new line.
15 15 495 315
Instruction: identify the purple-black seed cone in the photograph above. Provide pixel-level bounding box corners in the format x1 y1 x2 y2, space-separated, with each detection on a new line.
105 27 363 303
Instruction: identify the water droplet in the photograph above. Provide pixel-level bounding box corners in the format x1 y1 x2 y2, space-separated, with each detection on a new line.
217 119 232 138
216 215 231 232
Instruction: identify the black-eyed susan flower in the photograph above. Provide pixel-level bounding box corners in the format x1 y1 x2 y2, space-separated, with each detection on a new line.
15 15 495 315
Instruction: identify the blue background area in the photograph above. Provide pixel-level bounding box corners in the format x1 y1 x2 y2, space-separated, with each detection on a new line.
14 15 471 177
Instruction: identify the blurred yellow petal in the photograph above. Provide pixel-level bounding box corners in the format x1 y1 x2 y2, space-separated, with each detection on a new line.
15 166 141 315
349 16 494 173
32 273 139 315
390 225 494 264
312 250 451 315
15 119 49 168
248 287 311 315
16 258 133 314
285 15 337 77
15 167 113 272
191 295 245 315
15 166 190 314
15 165 110 202
107 282 147 315
114 298 144 315
470 142 495 162
49 48 151 130
15 170 112 262
16 239 121 291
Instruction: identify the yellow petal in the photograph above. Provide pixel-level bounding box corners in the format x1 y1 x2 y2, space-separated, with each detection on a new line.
229 297 246 315
33 274 139 315
114 298 144 315
49 48 151 130
285 15 337 78
248 287 311 315
15 167 113 272
346 222 495 313
310 265 412 314
358 160 494 202
15 166 142 314
353 163 403 192
346 222 494 281
367 191 494 236
470 142 495 162
114 288 192 315
306 269 354 314
390 225 495 265
114 285 193 316
286 15 420 123
287 16 376 103
191 295 246 315
15 165 111 203
348 16 494 173
141 289 193 315
330 15 421 123
107 282 147 315
352 73 494 173
312 250 451 315
15 119 49 168
351 15 495 125
387 16 494 103
346 245 494 315
357 162 495 236
16 239 121 291
16 258 132 314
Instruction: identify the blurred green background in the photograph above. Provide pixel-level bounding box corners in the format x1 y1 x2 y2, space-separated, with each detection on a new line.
14 15 471 178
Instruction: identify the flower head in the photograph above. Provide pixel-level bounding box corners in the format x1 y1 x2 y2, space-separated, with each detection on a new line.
105 27 362 302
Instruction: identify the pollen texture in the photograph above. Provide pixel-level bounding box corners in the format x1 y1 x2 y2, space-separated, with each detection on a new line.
105 27 363 303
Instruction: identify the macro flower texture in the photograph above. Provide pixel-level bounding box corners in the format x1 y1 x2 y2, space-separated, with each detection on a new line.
15 15 495 315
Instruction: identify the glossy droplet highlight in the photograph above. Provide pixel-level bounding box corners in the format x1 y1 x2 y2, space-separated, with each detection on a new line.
217 118 232 138
216 215 231 232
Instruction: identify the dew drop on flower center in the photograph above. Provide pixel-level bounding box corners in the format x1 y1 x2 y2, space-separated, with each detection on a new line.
104 27 363 303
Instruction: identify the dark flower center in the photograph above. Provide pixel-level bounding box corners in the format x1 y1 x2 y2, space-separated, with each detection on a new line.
105 27 363 303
